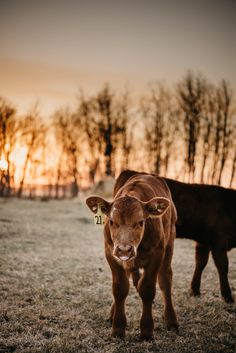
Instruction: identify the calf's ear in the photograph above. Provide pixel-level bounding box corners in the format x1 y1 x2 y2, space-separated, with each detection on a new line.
143 197 170 218
86 195 112 216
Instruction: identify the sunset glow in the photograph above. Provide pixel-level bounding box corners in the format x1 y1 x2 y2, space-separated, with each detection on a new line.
0 1 235 196
0 158 8 171
10 145 27 167
0 1 236 114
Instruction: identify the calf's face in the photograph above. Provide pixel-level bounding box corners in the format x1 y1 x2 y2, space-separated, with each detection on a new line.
86 195 169 262
109 197 145 261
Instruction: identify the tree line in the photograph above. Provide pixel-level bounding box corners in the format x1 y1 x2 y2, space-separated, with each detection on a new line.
0 72 236 197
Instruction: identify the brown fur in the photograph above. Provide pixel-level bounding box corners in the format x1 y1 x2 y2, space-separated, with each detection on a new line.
115 169 236 303
86 174 178 340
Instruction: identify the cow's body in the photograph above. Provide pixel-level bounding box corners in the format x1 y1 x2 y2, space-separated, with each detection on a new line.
115 170 236 303
86 174 178 339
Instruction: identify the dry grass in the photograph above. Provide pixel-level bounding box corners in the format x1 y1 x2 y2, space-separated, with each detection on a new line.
0 198 236 353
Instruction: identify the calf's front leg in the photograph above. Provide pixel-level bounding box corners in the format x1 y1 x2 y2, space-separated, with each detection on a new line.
137 247 167 340
137 271 157 340
107 256 130 337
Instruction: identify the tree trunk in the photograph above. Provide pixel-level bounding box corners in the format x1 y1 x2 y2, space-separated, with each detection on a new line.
18 151 30 198
55 165 62 199
229 150 236 188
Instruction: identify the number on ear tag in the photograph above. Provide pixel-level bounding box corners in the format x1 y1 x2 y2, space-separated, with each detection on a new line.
94 204 105 225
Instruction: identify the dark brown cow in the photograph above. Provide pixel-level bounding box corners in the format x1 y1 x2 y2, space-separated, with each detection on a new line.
115 170 236 303
86 174 178 340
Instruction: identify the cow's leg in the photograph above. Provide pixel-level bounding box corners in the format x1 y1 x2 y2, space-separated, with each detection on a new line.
211 248 234 303
158 246 178 331
190 242 210 296
137 251 163 340
110 266 129 337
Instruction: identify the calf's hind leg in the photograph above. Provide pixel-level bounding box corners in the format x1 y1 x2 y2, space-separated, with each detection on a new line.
190 242 210 296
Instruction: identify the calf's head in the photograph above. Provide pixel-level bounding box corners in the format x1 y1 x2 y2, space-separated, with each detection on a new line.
86 195 170 262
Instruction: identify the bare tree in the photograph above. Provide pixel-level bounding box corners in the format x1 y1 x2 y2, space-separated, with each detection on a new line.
141 83 178 176
76 94 103 184
0 97 19 196
53 110 69 198
229 148 236 187
161 95 180 177
1 74 236 197
18 106 47 197
77 87 135 182
53 108 83 197
199 84 215 183
141 85 164 174
211 103 222 184
217 81 233 185
210 81 234 185
116 91 134 171
96 84 114 176
229 113 236 188
90 84 129 177
178 72 206 182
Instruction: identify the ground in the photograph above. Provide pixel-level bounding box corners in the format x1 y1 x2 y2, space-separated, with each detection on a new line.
0 198 236 353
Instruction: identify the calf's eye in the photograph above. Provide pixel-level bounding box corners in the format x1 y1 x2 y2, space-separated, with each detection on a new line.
139 220 144 227
109 220 113 226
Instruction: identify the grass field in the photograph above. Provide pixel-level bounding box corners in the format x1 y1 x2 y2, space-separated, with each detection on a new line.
0 198 236 353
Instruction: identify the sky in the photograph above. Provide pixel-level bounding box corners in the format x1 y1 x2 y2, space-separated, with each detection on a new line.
0 0 236 115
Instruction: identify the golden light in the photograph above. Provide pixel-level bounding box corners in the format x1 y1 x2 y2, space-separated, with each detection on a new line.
5 143 10 152
9 145 28 166
9 145 28 185
0 158 8 171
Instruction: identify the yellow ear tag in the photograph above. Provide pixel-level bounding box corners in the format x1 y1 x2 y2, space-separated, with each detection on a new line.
94 204 105 225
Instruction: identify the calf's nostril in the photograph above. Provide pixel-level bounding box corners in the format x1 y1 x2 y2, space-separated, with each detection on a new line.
117 244 132 252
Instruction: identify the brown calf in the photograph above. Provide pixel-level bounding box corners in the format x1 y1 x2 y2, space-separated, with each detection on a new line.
86 174 178 340
115 170 236 303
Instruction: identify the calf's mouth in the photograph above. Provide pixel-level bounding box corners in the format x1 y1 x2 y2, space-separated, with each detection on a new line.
113 244 136 262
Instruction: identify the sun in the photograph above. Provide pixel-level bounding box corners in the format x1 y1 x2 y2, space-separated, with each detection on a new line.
0 158 8 171
9 145 28 166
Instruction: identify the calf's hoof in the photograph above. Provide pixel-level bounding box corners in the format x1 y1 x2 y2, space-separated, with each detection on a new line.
166 323 179 334
189 287 201 297
140 331 154 341
112 328 125 338
223 294 234 304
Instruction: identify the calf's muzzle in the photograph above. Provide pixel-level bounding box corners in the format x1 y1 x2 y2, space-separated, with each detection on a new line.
114 243 136 262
